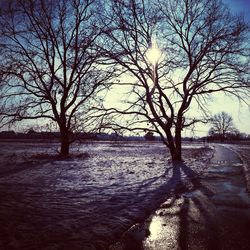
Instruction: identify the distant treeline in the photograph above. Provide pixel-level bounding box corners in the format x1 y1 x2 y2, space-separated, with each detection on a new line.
0 130 249 142
0 130 146 141
206 133 250 142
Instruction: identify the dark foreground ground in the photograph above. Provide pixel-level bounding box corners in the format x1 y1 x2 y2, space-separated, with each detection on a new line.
111 145 250 250
0 141 249 249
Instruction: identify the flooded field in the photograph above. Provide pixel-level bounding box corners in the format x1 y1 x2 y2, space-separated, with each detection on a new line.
0 141 213 249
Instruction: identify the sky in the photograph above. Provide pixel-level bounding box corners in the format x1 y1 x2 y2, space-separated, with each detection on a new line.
105 0 250 138
1 0 249 137
224 0 250 23
196 0 250 137
200 0 250 137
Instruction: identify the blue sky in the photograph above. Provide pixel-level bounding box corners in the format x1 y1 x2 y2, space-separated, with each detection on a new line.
213 0 250 136
185 0 250 137
225 0 250 22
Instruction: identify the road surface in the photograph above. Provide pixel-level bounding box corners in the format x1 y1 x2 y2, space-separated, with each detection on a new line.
111 145 250 250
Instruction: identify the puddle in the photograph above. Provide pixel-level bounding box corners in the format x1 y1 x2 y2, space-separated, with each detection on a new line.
128 145 250 250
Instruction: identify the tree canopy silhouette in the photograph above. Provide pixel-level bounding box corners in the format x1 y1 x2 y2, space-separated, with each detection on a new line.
208 112 238 142
0 0 114 156
99 0 249 161
0 0 249 160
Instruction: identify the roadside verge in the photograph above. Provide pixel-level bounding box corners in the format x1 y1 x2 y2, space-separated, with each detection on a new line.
222 144 250 193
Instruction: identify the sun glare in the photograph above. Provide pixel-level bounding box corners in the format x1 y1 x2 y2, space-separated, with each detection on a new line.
146 40 162 65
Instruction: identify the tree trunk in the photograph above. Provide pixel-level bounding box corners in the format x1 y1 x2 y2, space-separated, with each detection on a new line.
165 127 182 162
60 128 70 157
165 129 176 159
172 125 182 162
221 132 225 142
167 142 182 162
172 140 182 161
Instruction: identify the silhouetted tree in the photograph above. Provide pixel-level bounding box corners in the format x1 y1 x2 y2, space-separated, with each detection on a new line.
0 0 114 156
0 21 5 127
144 131 155 141
209 112 237 142
99 0 249 161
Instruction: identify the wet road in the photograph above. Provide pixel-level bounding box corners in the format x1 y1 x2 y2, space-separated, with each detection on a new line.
112 145 250 250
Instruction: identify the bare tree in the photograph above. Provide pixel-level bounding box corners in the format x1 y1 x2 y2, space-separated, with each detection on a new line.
0 0 114 156
0 25 6 127
99 0 249 161
208 112 236 142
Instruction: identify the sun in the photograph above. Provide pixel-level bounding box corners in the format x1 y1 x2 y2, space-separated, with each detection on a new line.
146 40 162 65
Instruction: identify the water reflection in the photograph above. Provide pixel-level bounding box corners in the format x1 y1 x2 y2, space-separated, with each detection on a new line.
144 214 179 249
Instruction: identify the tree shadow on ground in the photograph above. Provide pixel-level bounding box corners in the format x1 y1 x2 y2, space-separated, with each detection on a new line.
111 160 216 250
175 161 220 250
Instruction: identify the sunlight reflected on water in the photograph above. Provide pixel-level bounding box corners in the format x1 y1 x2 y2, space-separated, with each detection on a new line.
144 214 179 249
